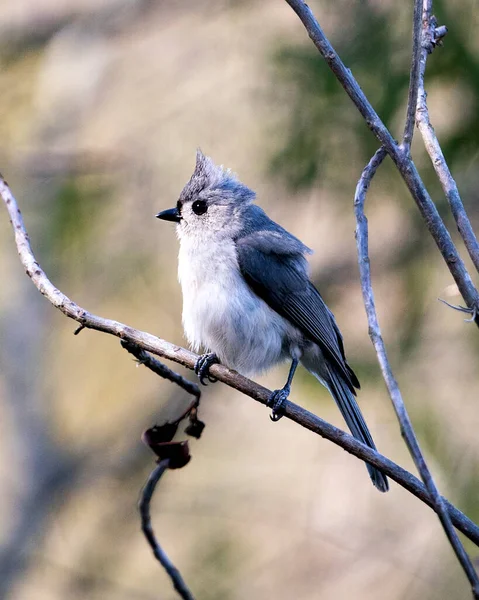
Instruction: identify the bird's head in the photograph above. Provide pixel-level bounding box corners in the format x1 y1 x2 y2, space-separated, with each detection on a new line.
156 150 255 241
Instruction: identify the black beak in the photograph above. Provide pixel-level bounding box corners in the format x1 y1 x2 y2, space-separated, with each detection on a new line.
156 207 181 223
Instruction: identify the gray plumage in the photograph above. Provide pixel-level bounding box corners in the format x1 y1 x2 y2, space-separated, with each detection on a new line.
157 150 388 493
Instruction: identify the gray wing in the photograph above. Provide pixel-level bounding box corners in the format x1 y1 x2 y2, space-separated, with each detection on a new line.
235 227 360 394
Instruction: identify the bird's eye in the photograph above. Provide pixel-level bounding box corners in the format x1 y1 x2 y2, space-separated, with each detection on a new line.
192 200 208 215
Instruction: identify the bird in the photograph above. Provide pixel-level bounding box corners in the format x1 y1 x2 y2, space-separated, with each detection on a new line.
156 150 388 492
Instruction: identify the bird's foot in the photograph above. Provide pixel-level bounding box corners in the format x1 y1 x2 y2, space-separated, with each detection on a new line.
194 353 220 385
267 386 290 422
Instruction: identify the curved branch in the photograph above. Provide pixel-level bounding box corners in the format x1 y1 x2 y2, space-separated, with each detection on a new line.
2 175 479 548
415 0 479 276
284 0 479 324
139 460 195 600
354 150 479 598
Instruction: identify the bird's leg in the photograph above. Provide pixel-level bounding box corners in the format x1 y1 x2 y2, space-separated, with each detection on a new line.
267 358 299 422
194 352 220 385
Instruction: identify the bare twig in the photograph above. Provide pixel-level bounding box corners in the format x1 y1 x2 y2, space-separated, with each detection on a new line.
354 151 479 599
123 341 204 438
2 171 479 548
402 0 423 150
438 298 478 322
139 459 195 600
121 341 201 399
284 0 479 324
415 1 479 275
354 148 388 201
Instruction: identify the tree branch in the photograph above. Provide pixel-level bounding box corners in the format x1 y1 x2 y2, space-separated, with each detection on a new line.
122 341 205 439
354 149 479 598
121 341 201 400
139 459 196 600
415 0 479 276
284 0 479 324
402 0 423 150
2 173 479 549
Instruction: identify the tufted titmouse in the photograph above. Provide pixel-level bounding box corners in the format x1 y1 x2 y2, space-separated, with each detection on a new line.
157 150 388 492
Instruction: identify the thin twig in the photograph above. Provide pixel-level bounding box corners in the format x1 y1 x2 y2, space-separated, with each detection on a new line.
123 341 203 436
415 0 479 276
354 150 479 599
139 460 195 600
121 341 201 399
2 173 479 548
402 0 423 150
438 297 478 322
284 0 479 324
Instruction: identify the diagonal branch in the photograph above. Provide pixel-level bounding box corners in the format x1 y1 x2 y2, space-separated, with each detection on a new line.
139 459 196 600
122 341 204 438
284 0 479 324
121 341 201 400
354 149 479 599
415 0 479 276
2 172 479 549
286 1 479 591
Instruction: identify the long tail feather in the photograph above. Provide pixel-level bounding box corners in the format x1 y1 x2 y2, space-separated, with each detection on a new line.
323 366 389 493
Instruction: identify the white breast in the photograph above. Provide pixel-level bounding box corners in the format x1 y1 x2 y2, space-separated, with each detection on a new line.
177 235 291 376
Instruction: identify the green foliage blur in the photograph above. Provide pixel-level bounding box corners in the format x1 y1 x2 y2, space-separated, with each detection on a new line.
271 0 479 197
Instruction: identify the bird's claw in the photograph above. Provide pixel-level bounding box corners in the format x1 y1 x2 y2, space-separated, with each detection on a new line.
194 353 219 385
267 387 290 422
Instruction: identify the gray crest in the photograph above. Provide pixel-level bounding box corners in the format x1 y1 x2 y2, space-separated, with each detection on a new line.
179 150 256 205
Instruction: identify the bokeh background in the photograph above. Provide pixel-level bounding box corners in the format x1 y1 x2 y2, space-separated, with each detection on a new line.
1 1 479 598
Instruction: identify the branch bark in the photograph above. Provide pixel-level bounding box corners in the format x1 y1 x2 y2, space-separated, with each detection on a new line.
139 460 196 600
354 148 479 599
415 0 479 276
2 174 479 549
121 341 201 400
402 0 423 150
284 0 479 324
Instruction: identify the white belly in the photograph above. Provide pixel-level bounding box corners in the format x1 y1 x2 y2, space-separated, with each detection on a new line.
178 237 291 376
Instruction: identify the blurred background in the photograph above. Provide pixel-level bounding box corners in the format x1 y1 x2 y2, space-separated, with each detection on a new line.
1 0 479 598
